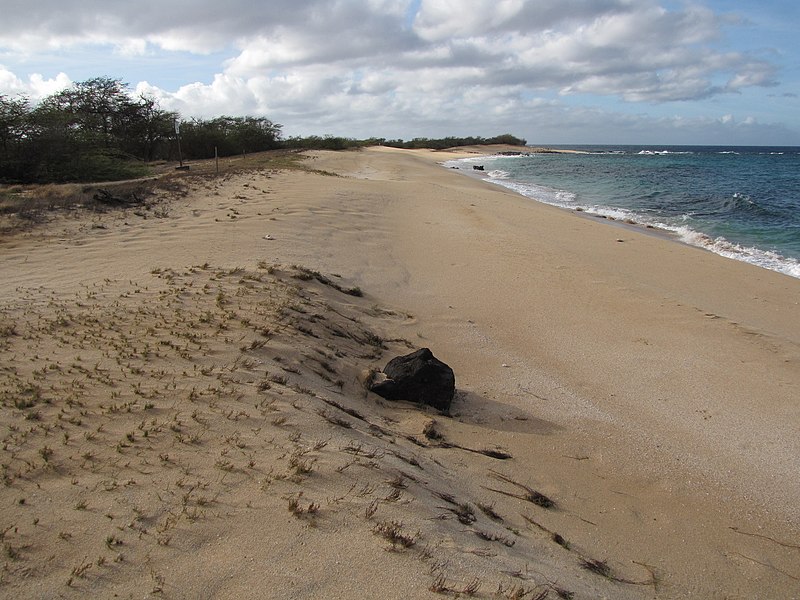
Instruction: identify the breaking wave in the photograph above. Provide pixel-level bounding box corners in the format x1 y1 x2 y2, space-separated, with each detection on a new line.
443 151 800 279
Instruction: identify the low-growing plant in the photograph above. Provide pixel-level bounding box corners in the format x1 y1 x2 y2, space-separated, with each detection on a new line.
373 520 417 550
287 493 320 518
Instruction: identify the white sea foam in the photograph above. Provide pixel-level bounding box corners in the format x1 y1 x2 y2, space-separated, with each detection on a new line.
489 179 578 208
638 218 800 278
638 150 693 155
441 157 800 279
587 206 636 221
442 153 522 168
671 226 800 278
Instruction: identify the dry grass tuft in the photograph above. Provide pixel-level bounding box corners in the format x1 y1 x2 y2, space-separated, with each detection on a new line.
373 520 418 550
430 574 483 596
477 502 504 522
579 558 612 578
495 582 547 599
485 470 555 509
287 493 320 518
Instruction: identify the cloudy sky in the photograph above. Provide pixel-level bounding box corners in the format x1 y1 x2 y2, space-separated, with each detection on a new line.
0 0 797 145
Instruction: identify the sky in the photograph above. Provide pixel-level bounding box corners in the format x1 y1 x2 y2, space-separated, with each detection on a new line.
0 0 798 146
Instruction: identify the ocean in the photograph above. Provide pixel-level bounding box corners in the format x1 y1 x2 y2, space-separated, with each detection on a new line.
443 146 800 279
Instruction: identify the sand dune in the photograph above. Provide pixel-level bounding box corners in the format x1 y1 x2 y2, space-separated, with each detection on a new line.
1 146 798 599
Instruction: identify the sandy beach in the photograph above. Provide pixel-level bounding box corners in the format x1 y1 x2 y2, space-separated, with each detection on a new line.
1 145 798 599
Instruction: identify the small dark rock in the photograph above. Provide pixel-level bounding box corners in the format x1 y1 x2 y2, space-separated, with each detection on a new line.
369 348 455 412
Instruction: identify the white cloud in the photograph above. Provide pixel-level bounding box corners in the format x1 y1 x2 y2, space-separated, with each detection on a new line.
0 0 795 144
168 74 260 118
413 0 527 40
114 39 149 58
0 65 72 99
0 0 778 101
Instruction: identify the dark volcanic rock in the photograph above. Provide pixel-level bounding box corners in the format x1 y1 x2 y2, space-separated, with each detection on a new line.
369 348 455 412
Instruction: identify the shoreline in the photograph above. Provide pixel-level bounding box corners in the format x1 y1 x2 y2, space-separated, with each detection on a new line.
439 146 800 280
438 149 686 243
1 145 799 598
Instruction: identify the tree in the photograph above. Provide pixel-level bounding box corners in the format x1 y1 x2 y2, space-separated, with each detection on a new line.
0 78 182 182
179 116 282 159
0 94 30 180
0 94 28 151
117 94 177 161
487 133 527 146
40 77 132 148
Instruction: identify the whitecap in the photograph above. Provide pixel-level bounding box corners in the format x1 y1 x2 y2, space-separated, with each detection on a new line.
586 206 637 221
670 226 800 278
440 155 800 279
638 150 693 155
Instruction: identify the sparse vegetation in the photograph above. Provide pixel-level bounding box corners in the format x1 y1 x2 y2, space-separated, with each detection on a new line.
474 530 516 547
287 493 320 518
485 470 555 509
430 574 483 596
373 520 418 550
477 502 504 522
580 558 612 578
1 79 283 184
0 179 650 600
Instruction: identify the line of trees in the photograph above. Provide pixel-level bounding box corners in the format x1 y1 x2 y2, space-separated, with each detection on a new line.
382 134 527 149
1 76 527 184
282 134 528 151
0 77 283 183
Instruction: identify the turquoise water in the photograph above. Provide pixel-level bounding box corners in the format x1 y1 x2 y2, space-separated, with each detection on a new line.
445 146 800 279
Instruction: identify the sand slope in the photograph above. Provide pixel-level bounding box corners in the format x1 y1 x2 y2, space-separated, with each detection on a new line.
1 147 798 599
